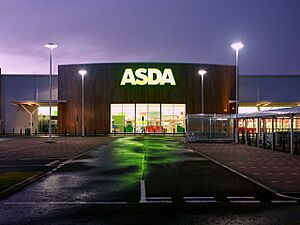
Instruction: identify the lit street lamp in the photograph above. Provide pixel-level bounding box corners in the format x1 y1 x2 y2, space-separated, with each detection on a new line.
198 69 207 114
231 42 244 144
79 70 87 137
44 43 57 143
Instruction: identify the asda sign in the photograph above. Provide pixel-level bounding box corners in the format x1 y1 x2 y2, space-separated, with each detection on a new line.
120 68 176 86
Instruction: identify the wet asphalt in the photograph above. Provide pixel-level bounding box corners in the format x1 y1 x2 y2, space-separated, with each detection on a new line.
1 136 300 225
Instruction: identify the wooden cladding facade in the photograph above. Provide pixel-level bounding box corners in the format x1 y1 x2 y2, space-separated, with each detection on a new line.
58 63 235 134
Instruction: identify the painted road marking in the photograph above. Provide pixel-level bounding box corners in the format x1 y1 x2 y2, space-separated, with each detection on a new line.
184 197 215 200
227 196 255 199
49 201 128 205
139 180 146 203
139 180 172 204
271 200 298 203
142 200 172 204
3 199 299 205
4 202 128 205
184 196 217 203
146 197 172 200
46 160 59 166
230 200 261 203
186 200 217 203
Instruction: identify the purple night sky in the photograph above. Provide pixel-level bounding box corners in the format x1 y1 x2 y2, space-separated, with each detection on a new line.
0 0 299 75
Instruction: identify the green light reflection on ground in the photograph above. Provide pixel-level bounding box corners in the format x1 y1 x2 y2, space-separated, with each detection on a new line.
112 136 180 182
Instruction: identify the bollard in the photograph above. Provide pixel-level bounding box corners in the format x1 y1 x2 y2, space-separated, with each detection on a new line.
35 129 37 136
294 137 299 155
75 128 77 136
242 131 245 144
248 132 251 145
94 130 96 136
85 128 87 136
65 129 67 136
13 128 15 136
272 132 276 151
20 128 22 136
255 133 258 147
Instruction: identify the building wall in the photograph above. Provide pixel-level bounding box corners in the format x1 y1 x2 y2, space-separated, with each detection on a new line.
0 75 58 133
58 63 236 134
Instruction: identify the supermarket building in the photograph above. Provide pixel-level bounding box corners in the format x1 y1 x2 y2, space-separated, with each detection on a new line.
0 63 299 135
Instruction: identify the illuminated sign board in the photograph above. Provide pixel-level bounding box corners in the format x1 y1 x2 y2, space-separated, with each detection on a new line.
120 68 176 86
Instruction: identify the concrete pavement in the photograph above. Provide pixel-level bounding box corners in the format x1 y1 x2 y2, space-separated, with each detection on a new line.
186 142 300 196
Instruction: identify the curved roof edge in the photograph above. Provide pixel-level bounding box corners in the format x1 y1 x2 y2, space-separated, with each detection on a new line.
58 62 235 67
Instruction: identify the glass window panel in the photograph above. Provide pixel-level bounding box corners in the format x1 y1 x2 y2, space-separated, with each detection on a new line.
162 104 174 133
173 104 185 133
38 106 58 133
123 104 135 133
111 104 124 133
38 106 58 116
147 104 160 133
136 104 148 133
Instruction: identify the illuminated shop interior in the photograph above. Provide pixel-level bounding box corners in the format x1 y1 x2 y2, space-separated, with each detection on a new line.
111 104 185 133
38 106 58 133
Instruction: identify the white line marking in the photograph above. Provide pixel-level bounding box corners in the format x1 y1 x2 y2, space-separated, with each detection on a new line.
271 200 298 204
141 201 172 204
49 201 128 205
146 197 172 200
186 200 217 203
46 160 59 166
4 201 128 205
139 180 146 203
230 200 261 203
184 197 215 200
227 196 255 199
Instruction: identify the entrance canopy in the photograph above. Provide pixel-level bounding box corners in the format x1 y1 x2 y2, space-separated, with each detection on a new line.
12 100 66 107
234 106 300 119
12 100 66 135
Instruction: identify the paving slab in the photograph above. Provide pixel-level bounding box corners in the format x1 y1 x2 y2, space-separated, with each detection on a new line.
186 142 300 195
0 136 112 159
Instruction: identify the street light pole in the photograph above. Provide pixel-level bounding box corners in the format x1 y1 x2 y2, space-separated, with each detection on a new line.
198 70 207 114
79 70 87 137
44 43 57 143
231 42 244 144
198 69 207 133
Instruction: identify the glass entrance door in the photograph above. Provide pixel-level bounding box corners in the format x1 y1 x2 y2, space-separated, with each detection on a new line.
111 103 186 133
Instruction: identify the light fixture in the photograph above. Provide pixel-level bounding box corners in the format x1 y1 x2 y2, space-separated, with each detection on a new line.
44 43 58 49
198 70 207 76
231 42 244 51
79 70 87 77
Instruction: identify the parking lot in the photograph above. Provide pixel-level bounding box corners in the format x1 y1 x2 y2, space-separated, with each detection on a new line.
1 136 300 224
